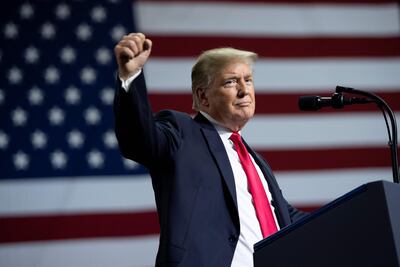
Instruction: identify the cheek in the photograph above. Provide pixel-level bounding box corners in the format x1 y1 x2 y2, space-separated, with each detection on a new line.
216 93 233 105
250 88 255 98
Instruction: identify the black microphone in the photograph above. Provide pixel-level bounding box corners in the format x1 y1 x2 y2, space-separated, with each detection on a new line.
298 93 373 111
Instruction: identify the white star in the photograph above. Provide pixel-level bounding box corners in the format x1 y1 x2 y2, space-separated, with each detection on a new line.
55 3 70 20
103 130 118 149
80 66 97 84
76 23 92 41
64 86 81 105
44 66 60 84
48 106 65 125
84 106 101 125
123 158 139 170
91 6 107 23
13 151 30 170
31 130 47 149
0 89 5 105
24 46 40 64
4 22 19 39
20 3 34 19
95 47 112 65
40 22 56 39
110 25 127 42
0 131 9 150
100 87 114 105
67 129 85 148
28 86 44 105
60 46 76 64
50 150 68 169
11 107 28 126
87 150 104 168
8 66 23 84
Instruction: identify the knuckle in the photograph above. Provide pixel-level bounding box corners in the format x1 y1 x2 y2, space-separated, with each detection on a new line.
115 45 123 52
131 35 141 43
128 41 138 50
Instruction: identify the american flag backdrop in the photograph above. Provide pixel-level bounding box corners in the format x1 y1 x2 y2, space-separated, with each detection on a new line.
1 0 399 266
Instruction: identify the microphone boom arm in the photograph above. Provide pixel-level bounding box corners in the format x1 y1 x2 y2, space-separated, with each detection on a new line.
336 86 399 184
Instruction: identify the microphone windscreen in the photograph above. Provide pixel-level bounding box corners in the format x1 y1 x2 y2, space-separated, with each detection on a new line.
298 96 321 111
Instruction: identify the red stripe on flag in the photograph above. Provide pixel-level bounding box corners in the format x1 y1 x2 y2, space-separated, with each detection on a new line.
149 91 400 114
0 211 160 243
148 36 400 58
258 146 395 171
0 205 322 243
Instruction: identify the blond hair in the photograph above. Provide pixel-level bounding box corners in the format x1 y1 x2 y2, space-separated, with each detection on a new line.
191 47 258 110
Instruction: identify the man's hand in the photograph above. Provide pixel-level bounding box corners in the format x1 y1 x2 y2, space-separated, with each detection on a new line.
114 32 152 80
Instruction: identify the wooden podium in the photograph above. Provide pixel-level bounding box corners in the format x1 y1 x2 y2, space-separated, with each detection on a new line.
254 180 400 267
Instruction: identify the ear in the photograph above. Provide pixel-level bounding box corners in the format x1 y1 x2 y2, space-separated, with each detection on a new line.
196 88 209 107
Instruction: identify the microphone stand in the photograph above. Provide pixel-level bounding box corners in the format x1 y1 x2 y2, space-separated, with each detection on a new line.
336 86 399 184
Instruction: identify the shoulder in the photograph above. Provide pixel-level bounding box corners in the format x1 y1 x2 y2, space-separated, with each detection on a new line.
154 110 199 131
155 110 195 124
156 109 192 119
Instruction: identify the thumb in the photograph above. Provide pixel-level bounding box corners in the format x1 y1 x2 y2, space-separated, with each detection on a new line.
136 38 152 63
144 39 152 53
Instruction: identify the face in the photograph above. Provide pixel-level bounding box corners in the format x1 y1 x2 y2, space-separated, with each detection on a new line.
199 61 256 131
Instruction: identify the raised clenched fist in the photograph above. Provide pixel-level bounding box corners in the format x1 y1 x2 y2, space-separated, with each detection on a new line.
114 32 152 80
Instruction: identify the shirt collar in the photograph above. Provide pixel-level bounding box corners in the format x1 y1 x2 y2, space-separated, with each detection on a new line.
199 111 241 141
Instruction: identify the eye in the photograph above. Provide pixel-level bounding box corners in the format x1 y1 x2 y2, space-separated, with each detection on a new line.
224 79 237 87
245 78 253 85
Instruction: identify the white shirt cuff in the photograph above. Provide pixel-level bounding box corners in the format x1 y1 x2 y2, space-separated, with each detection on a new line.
119 69 142 92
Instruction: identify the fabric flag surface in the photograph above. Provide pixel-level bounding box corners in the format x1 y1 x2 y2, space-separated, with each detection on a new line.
1 0 399 266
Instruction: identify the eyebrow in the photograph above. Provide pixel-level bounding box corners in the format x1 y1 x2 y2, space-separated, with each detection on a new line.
222 73 253 79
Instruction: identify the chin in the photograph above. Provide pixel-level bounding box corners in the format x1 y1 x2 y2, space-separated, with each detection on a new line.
242 109 255 119
234 113 253 124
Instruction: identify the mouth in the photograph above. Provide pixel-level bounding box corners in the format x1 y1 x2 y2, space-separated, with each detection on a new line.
235 101 252 107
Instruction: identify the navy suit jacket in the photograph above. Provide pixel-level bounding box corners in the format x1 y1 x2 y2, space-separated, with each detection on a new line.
114 72 306 266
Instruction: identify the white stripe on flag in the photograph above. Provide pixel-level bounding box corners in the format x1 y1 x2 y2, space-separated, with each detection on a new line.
276 167 393 205
0 175 154 216
0 235 159 267
244 112 400 149
0 168 394 215
136 2 400 36
144 58 400 92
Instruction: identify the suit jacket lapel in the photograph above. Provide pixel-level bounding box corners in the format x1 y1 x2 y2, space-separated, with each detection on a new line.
194 113 238 211
193 113 291 228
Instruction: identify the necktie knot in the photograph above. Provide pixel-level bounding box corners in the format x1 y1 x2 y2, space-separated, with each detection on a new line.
229 131 242 144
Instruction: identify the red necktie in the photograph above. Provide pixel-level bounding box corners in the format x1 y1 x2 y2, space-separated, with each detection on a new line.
230 132 278 238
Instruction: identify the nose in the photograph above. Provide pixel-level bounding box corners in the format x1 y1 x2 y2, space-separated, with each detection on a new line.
237 78 249 97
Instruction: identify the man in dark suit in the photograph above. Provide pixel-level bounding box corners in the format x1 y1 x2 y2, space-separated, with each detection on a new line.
114 33 307 267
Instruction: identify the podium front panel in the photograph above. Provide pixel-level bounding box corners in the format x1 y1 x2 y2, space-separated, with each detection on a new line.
254 181 400 267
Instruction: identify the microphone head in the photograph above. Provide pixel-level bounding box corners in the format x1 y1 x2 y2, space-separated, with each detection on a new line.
298 96 322 111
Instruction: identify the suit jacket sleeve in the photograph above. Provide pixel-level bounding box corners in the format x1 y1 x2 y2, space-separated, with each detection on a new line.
113 72 181 168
